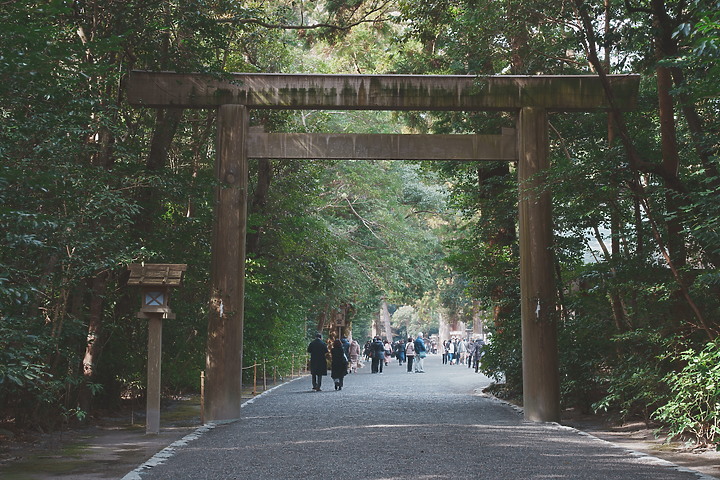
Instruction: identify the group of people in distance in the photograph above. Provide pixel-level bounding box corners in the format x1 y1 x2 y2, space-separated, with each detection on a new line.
307 332 485 392
441 337 485 372
364 333 428 374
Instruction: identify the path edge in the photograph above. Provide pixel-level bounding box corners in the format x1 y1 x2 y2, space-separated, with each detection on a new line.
120 375 307 480
476 388 717 480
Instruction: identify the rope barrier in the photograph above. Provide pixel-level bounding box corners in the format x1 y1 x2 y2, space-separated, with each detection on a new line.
200 353 310 418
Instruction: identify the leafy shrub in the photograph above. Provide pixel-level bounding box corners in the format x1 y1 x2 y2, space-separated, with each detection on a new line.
0 314 59 427
480 311 522 395
652 340 720 448
558 312 613 413
591 330 670 423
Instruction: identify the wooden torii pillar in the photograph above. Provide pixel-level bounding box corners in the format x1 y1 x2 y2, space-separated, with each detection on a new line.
127 72 639 423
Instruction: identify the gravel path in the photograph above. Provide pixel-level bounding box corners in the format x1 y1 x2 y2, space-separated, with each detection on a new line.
124 354 712 480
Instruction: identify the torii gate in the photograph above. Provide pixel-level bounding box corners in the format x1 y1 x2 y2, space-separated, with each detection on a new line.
127 71 639 423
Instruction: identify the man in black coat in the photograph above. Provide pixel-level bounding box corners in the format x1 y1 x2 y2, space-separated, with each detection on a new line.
370 336 385 373
307 333 329 391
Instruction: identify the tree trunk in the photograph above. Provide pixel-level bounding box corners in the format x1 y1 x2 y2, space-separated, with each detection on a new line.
477 163 518 330
187 111 216 218
246 157 273 255
670 68 720 185
472 299 484 338
652 0 692 328
380 299 392 340
77 271 109 414
609 210 630 331
147 109 183 170
602 23 631 333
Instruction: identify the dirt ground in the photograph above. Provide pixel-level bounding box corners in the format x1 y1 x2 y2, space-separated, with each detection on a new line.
0 398 202 480
1 397 718 480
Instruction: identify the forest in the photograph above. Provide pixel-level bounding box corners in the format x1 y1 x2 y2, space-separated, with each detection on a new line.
1 0 719 448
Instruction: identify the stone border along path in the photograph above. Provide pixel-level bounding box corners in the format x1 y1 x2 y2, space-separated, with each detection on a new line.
120 379 296 480
123 354 717 480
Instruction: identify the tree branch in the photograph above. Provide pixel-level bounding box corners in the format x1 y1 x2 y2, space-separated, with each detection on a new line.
220 16 387 31
404 210 441 218
623 0 652 14
218 1 394 32
573 0 688 193
346 197 388 246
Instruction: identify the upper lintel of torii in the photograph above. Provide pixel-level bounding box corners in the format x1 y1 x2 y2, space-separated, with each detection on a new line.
126 71 640 112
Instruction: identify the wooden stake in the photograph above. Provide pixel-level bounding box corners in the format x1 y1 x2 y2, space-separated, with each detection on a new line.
200 371 205 425
146 314 162 434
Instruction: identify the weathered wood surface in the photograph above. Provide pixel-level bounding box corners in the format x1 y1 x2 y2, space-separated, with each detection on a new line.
146 315 163 434
247 130 517 160
205 105 248 421
518 107 560 423
126 71 639 111
127 263 187 286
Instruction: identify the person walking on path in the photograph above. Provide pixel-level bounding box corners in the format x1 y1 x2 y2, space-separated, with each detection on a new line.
414 333 427 373
307 333 328 391
405 337 415 373
348 339 361 373
447 338 456 365
371 336 385 373
363 340 372 362
395 339 405 366
466 339 476 368
331 339 349 390
457 338 467 365
473 339 485 373
341 336 350 366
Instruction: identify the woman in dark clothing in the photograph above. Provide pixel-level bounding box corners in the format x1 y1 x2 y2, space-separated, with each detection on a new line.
331 339 349 390
362 341 370 361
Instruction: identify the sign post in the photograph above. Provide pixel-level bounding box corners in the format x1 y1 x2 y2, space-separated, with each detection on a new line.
127 263 187 434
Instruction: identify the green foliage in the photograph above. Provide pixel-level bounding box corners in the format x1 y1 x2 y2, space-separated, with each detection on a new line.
557 311 613 413
0 317 47 392
653 340 720 448
480 308 522 390
591 331 670 422
669 0 720 99
0 311 85 428
391 305 419 339
391 0 720 427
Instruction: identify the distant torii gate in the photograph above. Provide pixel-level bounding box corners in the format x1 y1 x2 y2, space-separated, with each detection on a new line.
127 71 639 423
